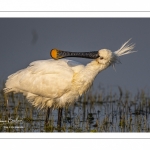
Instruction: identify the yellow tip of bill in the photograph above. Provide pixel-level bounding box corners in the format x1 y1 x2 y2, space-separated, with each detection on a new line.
50 49 60 59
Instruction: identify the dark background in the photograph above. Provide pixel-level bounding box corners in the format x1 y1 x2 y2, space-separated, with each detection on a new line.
0 18 149 94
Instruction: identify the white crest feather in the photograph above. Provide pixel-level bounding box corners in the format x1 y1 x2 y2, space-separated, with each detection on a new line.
114 39 136 57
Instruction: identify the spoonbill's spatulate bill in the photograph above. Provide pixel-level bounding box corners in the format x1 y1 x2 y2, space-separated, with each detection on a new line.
3 39 135 130
50 49 99 60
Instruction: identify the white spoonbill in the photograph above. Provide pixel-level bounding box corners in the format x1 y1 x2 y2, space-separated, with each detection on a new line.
3 39 135 129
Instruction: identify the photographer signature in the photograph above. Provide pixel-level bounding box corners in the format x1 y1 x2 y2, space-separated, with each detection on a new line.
0 116 23 124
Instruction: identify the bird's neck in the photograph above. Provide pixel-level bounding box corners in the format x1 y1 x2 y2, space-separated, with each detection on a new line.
73 59 110 95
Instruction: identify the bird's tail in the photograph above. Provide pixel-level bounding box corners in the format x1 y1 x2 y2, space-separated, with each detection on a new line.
114 39 136 57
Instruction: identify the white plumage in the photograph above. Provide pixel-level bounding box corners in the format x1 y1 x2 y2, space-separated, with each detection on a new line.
4 39 135 111
4 59 84 109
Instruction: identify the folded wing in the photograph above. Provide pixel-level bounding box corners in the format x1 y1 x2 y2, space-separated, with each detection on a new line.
4 59 84 100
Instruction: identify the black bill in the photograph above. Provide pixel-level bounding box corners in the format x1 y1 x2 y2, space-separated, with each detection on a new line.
50 49 99 60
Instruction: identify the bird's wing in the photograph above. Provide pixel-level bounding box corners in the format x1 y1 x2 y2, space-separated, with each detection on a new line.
5 59 84 99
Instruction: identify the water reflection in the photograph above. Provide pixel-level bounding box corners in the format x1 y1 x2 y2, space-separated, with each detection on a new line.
0 89 150 132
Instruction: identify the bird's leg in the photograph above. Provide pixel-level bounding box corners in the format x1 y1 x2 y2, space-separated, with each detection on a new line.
45 107 50 126
57 108 63 131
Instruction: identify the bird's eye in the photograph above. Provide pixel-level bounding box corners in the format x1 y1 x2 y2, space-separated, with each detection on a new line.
100 57 103 60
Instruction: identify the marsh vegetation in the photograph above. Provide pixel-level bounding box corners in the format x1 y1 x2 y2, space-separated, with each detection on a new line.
0 85 150 132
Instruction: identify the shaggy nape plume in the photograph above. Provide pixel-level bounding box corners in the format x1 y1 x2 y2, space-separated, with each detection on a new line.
114 39 136 57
